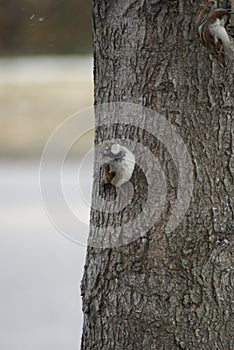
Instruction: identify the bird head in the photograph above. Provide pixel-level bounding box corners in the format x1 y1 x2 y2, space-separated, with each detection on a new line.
102 142 126 160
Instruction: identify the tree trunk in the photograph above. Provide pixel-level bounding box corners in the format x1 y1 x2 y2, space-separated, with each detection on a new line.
81 1 234 349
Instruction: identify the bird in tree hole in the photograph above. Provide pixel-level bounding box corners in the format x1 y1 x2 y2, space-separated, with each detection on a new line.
101 141 135 202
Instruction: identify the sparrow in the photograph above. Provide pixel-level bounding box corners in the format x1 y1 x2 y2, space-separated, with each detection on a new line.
195 0 234 64
101 142 135 200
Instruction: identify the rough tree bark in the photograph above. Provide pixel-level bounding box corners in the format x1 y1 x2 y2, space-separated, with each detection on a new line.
81 1 234 349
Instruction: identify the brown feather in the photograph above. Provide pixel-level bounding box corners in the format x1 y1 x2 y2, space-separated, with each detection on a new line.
103 163 116 184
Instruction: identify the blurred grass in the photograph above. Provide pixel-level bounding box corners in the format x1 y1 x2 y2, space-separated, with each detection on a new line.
0 0 92 56
0 56 94 158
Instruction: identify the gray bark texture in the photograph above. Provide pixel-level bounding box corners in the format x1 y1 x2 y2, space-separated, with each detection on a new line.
81 1 234 349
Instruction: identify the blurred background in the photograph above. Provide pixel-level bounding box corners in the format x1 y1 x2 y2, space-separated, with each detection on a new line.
0 1 93 349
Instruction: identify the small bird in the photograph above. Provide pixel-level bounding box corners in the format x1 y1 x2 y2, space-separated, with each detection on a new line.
195 0 234 64
102 142 135 200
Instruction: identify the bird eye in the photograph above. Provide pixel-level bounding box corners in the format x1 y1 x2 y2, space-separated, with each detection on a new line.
102 146 111 155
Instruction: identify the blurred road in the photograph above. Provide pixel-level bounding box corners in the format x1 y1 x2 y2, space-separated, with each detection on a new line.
0 160 93 349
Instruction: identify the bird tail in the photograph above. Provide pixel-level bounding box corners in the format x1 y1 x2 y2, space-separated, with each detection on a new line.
224 39 234 61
